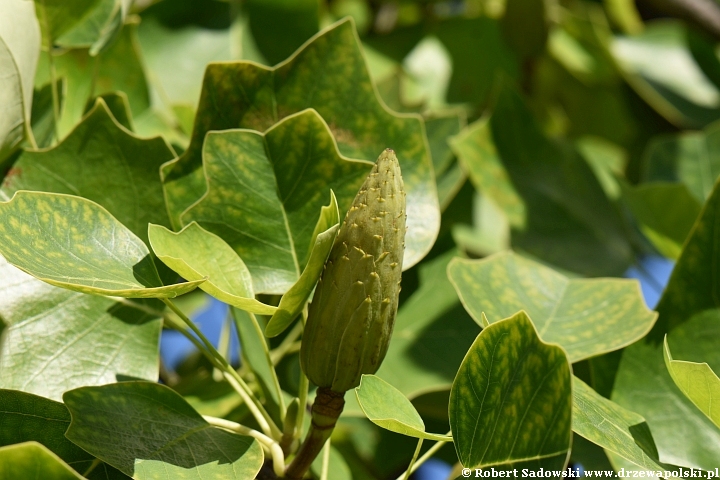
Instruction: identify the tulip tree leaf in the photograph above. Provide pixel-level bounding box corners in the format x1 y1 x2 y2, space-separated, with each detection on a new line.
0 191 203 298
149 223 276 315
612 21 720 128
161 18 439 270
449 311 572 469
653 177 720 334
0 258 162 401
450 117 526 227
572 377 663 469
34 22 150 139
0 442 84 480
265 191 339 337
623 183 701 260
55 0 132 55
355 375 451 441
664 337 720 429
0 0 40 160
1 100 175 245
0 390 129 479
63 382 264 479
489 85 633 276
181 109 370 294
448 252 657 363
613 310 720 470
642 121 720 203
32 0 100 48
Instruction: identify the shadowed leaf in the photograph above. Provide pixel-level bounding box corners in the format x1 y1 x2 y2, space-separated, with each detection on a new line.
64 382 263 479
0 442 84 480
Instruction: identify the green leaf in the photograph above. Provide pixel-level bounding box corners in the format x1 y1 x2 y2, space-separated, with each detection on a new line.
161 18 439 270
501 0 548 58
642 121 720 203
34 22 150 139
63 382 264 479
265 191 339 337
623 182 701 259
425 111 464 177
149 222 276 315
180 109 369 294
2 100 175 245
0 0 40 159
572 377 663 469
0 191 203 298
448 252 657 363
0 258 162 401
664 336 720 429
449 311 572 469
489 85 633 276
0 389 129 479
0 442 84 480
246 0 319 65
612 20 720 128
56 0 132 55
33 0 100 48
654 177 720 334
450 117 526 228
355 375 451 441
613 310 720 470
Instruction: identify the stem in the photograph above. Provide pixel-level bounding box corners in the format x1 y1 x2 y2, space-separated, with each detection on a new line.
204 416 286 478
295 366 310 444
320 439 331 480
270 321 303 365
402 438 424 480
82 458 101 477
161 299 282 440
48 50 61 143
247 310 286 417
395 431 451 480
284 388 345 480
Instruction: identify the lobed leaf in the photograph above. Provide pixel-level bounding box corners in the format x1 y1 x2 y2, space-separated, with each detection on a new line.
448 252 657 362
449 311 572 469
0 442 84 480
0 191 203 298
181 109 368 294
161 18 439 270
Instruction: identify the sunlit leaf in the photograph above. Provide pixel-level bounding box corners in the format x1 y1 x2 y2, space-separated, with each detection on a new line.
162 18 439 270
448 252 656 362
0 191 202 298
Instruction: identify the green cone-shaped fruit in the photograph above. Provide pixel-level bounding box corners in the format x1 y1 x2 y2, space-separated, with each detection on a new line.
300 149 406 393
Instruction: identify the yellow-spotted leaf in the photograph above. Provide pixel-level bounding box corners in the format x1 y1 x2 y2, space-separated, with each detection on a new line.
449 311 572 469
448 252 657 362
355 375 452 441
0 192 203 298
161 18 439 270
181 109 369 294
573 377 663 469
664 337 720 429
265 191 339 337
149 223 276 315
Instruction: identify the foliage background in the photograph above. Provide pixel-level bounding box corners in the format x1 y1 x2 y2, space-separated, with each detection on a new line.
2 0 720 478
